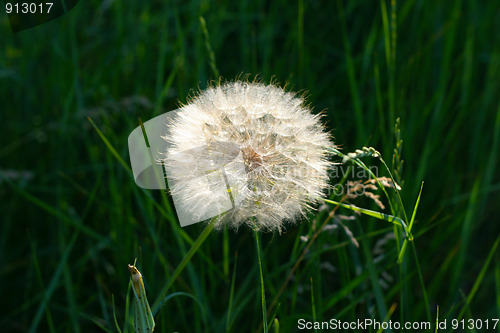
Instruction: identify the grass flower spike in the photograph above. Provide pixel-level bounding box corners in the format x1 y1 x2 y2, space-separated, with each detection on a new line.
164 80 333 232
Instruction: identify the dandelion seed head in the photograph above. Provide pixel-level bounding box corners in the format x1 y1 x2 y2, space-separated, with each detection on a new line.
165 80 334 232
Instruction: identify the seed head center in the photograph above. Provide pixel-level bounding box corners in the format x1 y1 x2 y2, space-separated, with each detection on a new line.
241 147 263 173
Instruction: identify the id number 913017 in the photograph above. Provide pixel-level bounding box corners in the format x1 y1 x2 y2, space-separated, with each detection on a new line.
6 2 53 14
451 318 499 330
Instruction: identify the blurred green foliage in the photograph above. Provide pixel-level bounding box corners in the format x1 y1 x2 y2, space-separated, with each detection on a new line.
0 0 499 332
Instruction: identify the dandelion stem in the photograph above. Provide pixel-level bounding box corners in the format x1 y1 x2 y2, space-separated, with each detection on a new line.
254 228 268 333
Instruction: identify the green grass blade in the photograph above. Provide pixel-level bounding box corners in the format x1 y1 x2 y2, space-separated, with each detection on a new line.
29 232 79 333
266 303 281 333
496 257 500 322
87 117 132 173
337 0 365 141
321 198 410 236
157 291 206 318
398 181 424 264
151 218 217 314
112 295 123 333
458 235 500 320
361 228 388 321
407 182 423 234
410 241 431 322
272 318 280 333
154 58 180 115
376 303 397 333
2 175 106 242
310 277 317 333
452 177 482 292
226 252 238 333
199 16 219 78
434 306 439 333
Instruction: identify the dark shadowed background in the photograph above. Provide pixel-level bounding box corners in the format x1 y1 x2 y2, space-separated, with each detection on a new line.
1 0 499 332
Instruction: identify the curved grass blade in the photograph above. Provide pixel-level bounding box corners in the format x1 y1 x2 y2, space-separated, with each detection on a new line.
321 197 415 264
399 181 424 265
112 295 123 333
458 235 500 320
321 198 410 237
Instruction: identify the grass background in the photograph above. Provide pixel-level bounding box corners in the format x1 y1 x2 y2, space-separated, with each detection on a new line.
1 0 500 332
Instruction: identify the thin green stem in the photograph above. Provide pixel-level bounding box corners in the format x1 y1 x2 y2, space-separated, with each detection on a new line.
254 229 268 333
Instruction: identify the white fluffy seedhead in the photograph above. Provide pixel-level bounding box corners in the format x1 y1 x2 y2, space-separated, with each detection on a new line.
164 80 334 232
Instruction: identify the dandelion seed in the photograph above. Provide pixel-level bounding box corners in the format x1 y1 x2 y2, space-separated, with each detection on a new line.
164 80 334 232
